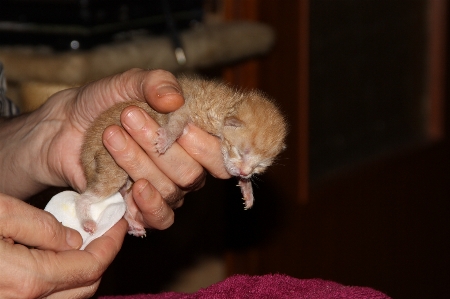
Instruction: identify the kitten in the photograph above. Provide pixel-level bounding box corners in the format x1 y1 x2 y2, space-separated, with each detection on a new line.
78 76 287 236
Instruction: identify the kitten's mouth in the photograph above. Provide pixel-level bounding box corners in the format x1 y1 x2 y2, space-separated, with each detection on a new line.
238 171 253 179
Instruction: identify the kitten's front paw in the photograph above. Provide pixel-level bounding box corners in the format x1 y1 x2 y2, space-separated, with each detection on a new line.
128 223 147 238
155 128 171 154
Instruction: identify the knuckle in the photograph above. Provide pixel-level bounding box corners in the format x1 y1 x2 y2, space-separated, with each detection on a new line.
173 198 184 209
159 213 175 230
117 149 146 174
145 202 174 230
120 149 139 165
12 272 44 299
178 168 206 191
36 211 61 244
161 185 182 207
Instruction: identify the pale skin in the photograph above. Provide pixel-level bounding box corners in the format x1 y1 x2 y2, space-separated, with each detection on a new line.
0 68 230 299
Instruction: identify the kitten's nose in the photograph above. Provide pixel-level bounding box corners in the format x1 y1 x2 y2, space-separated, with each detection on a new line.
239 166 253 178
239 170 249 177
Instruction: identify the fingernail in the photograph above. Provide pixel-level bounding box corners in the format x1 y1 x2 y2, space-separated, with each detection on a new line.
124 108 146 130
156 85 181 97
105 128 127 151
66 228 82 249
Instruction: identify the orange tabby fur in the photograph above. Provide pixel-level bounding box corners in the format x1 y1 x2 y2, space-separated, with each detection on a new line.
78 76 287 236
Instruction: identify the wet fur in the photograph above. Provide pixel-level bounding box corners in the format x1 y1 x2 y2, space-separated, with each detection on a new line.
78 76 287 235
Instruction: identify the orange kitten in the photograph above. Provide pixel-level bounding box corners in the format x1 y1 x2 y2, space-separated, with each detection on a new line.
78 76 287 236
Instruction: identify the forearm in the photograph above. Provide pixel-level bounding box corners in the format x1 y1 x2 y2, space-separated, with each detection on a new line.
0 109 65 199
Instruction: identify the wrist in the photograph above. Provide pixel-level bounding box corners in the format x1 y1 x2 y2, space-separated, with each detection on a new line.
0 103 67 198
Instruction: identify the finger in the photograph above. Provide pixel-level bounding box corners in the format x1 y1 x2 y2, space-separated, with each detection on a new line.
105 68 184 113
74 69 184 129
0 214 123 298
132 179 174 230
120 106 206 191
0 194 82 250
41 219 127 293
178 124 231 179
84 218 127 258
141 69 184 113
103 124 183 203
46 280 100 299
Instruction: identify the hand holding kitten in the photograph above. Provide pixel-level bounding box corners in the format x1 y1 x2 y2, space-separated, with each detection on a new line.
0 68 229 298
1 68 227 230
78 75 287 235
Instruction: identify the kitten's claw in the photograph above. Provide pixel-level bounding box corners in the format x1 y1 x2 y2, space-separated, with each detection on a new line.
127 222 147 237
155 128 171 154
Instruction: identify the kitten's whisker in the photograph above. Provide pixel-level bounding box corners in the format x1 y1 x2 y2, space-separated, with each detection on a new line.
250 175 261 189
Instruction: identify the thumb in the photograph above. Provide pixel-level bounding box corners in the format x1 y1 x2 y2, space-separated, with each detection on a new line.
0 194 82 250
71 68 184 130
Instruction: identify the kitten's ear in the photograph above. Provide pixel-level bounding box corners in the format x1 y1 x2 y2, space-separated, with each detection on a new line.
225 117 244 127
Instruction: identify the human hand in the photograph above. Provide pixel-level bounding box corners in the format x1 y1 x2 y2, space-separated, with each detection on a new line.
0 68 230 230
38 68 189 194
101 97 232 229
67 69 230 230
0 193 128 299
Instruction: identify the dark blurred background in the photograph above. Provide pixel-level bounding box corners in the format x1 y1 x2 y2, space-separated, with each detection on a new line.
4 1 449 298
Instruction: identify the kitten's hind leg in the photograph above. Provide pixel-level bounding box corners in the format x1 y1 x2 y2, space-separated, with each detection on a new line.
79 146 130 234
75 192 103 234
120 180 146 237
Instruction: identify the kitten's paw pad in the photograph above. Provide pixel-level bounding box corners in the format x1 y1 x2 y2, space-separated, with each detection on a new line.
128 224 146 237
155 128 171 154
82 220 97 234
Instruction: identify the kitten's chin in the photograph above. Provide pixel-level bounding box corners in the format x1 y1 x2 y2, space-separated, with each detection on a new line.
225 163 253 179
225 166 240 177
224 161 241 177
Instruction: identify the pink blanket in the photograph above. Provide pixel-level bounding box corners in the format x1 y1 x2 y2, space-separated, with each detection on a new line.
99 274 391 299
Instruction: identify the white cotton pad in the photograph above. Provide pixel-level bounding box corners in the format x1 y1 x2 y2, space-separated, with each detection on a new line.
44 190 126 250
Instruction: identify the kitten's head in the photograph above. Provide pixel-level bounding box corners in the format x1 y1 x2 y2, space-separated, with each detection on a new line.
221 91 287 179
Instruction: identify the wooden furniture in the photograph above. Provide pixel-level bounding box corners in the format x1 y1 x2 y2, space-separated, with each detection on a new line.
1 21 274 112
222 1 449 298
5 1 449 297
